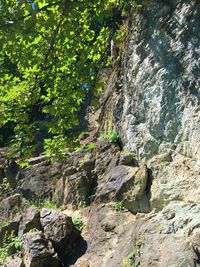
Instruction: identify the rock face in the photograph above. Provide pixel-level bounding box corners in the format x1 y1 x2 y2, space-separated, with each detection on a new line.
1 1 200 267
40 208 79 259
91 0 200 266
20 158 62 200
112 0 200 214
23 232 59 267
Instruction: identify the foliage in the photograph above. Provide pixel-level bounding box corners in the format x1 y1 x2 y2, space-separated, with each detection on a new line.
0 218 10 228
122 238 144 267
86 142 96 151
112 201 124 211
27 196 57 210
72 216 84 231
0 0 130 158
0 178 12 198
108 129 121 144
0 231 23 265
28 227 40 233
78 199 87 209
99 126 121 145
13 204 22 214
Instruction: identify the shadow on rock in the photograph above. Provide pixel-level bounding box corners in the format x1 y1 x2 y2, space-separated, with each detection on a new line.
64 236 88 267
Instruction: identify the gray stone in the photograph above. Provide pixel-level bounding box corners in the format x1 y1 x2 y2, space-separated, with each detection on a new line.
119 152 137 166
23 232 59 267
18 207 42 236
40 209 79 256
0 193 25 220
20 161 61 199
96 165 150 213
4 159 19 189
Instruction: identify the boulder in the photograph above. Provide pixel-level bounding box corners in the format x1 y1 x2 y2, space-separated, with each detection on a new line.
18 207 42 236
20 161 62 199
96 165 151 213
4 159 19 189
0 194 25 221
40 209 79 258
23 232 59 267
63 171 96 208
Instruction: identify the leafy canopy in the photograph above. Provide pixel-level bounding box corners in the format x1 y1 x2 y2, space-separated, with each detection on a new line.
0 0 128 158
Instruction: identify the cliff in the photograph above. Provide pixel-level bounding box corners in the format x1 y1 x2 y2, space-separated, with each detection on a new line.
0 1 200 266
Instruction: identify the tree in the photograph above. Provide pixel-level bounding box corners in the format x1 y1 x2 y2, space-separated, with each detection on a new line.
0 0 128 158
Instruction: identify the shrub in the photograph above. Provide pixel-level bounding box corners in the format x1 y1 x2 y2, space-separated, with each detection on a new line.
99 127 121 145
108 129 120 144
72 216 84 231
0 231 23 264
27 196 57 210
86 143 96 151
112 201 124 211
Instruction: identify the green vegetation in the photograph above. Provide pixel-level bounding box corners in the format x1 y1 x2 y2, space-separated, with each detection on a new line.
108 129 121 144
112 201 124 211
0 231 23 265
72 216 85 231
27 196 58 210
0 218 10 228
78 200 87 209
0 0 130 159
86 143 96 151
28 228 40 233
122 238 144 267
100 126 121 145
13 204 22 214
0 178 12 193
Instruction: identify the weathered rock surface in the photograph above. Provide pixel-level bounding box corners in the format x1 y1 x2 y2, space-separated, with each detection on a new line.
18 207 42 236
40 208 79 260
20 159 62 200
23 232 59 267
5 257 25 267
96 164 151 214
0 193 24 220
69 0 200 266
1 1 200 266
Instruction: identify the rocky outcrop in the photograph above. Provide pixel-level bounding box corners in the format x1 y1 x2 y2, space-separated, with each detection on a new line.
1 1 200 266
0 194 81 267
70 0 200 266
23 232 59 267
20 157 62 200
40 208 79 260
18 207 42 236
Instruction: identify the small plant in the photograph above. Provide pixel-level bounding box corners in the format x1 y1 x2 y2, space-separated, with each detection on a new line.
78 199 87 209
112 201 124 211
99 126 121 145
108 129 120 144
28 228 40 233
27 196 58 210
42 199 58 210
0 218 10 228
122 238 144 267
86 143 96 151
13 204 22 214
0 231 23 264
72 216 84 231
